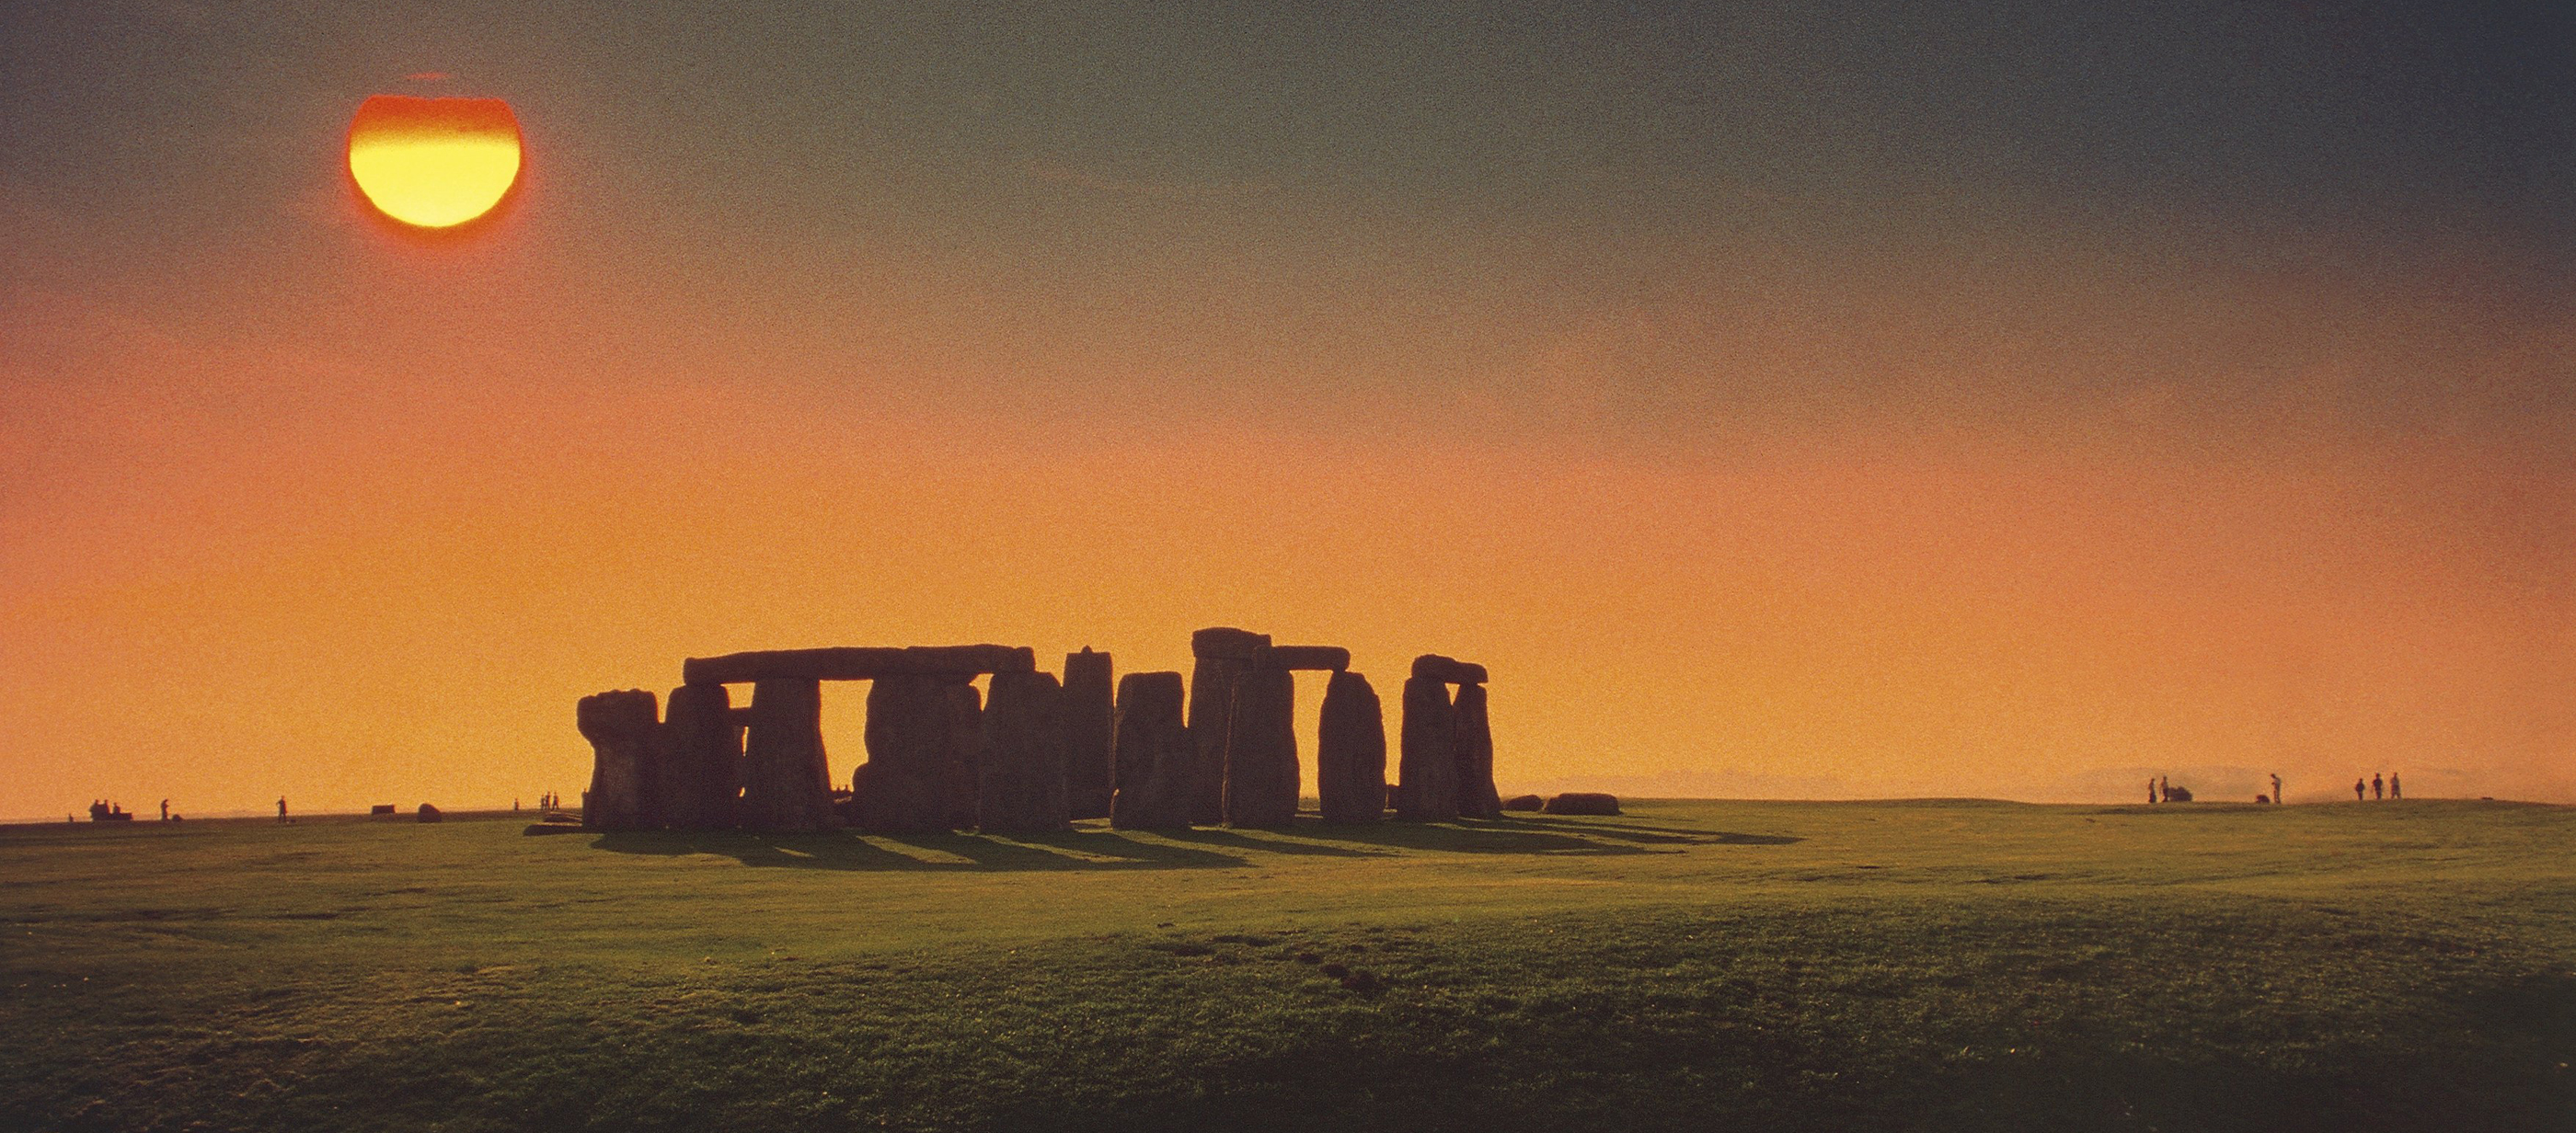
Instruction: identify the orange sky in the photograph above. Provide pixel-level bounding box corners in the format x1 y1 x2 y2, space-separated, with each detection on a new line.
4 4 2570 816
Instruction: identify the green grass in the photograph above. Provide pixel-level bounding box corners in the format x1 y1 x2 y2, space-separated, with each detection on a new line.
4 799 2570 1131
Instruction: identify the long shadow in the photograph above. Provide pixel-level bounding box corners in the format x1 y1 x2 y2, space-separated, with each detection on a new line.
585 829 1246 872
1513 815 1806 846
1156 828 1395 858
1257 816 1678 856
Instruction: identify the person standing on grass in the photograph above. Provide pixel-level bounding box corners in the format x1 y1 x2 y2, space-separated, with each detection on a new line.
159 799 168 821
2148 778 2158 804
2355 778 2366 801
2271 774 2283 805
277 796 288 823
2373 773 2384 800
2390 772 2400 799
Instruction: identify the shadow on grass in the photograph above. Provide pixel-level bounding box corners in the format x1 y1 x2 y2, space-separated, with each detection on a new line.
587 829 1248 872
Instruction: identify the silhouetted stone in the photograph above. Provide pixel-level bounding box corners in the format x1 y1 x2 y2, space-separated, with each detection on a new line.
1111 671 1193 830
1186 656 1248 824
1501 794 1543 812
979 670 1069 833
1270 645 1351 671
1396 677 1460 821
1452 682 1501 819
858 675 950 833
1317 670 1386 824
1224 666 1299 829
1190 626 1271 661
740 679 838 831
1542 792 1620 816
1064 648 1116 820
577 689 660 830
1410 655 1488 685
417 803 443 823
661 682 740 830
937 681 983 830
684 645 1036 685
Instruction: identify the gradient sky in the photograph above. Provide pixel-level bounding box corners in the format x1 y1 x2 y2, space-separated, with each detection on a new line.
4 1 2570 818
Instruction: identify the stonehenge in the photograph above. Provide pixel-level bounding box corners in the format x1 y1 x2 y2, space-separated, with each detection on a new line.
576 635 1506 835
1063 649 1116 819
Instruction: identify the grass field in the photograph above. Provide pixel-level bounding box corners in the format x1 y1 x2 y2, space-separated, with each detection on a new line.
3 799 2570 1131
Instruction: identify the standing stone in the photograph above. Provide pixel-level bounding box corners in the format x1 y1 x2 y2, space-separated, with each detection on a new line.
740 679 837 832
1223 666 1299 829
1317 670 1386 824
1185 655 1248 824
1063 648 1116 820
979 670 1070 833
1452 681 1501 819
577 689 660 830
661 682 740 830
858 675 950 833
937 680 984 830
1110 671 1193 829
1395 677 1460 821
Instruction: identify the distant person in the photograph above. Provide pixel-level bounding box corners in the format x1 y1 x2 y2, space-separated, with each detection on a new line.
2148 778 2157 804
2389 772 2400 799
2271 773 2283 805
2355 778 2365 802
2373 773 2384 800
159 799 169 821
277 796 288 823
2159 775 2170 804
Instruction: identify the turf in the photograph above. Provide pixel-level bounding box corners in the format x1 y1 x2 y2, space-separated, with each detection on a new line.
3 799 2570 1131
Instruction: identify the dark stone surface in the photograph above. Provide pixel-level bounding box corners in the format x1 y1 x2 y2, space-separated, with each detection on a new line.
576 689 659 830
858 675 950 833
1063 648 1116 820
1395 676 1461 821
1110 671 1193 829
1223 666 1299 829
740 679 838 831
684 645 1036 685
937 681 984 830
1542 792 1622 815
1501 793 1544 812
1190 626 1271 660
1451 681 1502 819
416 803 443 823
661 682 740 830
979 670 1070 833
1317 670 1386 824
1268 645 1351 671
1185 654 1248 825
1410 654 1488 685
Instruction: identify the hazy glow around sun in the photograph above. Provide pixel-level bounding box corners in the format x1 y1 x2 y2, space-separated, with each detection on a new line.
347 95 522 228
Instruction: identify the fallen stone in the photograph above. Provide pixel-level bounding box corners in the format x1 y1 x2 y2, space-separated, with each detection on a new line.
1410 655 1488 685
1110 671 1193 829
1317 670 1386 824
1269 645 1351 671
857 675 950 833
683 645 1036 685
979 670 1070 833
1501 794 1544 812
577 689 660 830
1451 682 1502 819
1223 666 1299 829
661 682 740 830
417 803 443 823
1395 677 1460 821
739 679 839 831
1063 648 1116 820
1542 792 1621 816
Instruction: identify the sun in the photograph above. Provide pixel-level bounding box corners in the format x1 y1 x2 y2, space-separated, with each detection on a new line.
346 95 522 229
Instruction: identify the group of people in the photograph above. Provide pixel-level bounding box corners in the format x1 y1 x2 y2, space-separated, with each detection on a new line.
2355 772 2401 801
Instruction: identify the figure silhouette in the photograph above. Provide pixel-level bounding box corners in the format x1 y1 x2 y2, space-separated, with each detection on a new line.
2389 772 2400 799
159 798 168 821
2373 773 2384 800
2354 778 2365 802
277 796 288 823
2271 773 2283 805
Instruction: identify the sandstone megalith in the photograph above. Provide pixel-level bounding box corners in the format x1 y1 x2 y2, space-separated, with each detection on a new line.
1410 655 1488 685
740 679 838 832
858 675 951 833
1542 792 1621 816
1063 648 1116 820
1110 671 1193 830
979 670 1070 833
661 682 741 830
577 689 660 830
1186 628 1269 824
1395 676 1460 821
1317 670 1386 824
1223 665 1299 829
1452 681 1501 819
684 645 1035 685
937 680 984 830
